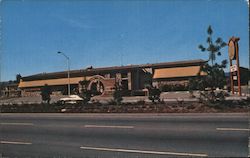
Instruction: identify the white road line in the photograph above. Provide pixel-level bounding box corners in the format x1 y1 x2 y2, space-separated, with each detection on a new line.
80 146 208 157
84 125 134 129
216 128 250 131
0 141 32 145
0 123 34 126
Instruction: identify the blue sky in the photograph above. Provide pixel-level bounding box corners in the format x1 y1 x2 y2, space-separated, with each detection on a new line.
0 0 249 81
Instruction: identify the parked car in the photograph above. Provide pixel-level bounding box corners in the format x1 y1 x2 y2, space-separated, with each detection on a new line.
58 95 83 104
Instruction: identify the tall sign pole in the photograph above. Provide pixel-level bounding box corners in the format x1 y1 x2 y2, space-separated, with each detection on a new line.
229 59 234 94
228 37 241 96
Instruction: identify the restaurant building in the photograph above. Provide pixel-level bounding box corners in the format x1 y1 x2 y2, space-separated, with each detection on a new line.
18 59 206 96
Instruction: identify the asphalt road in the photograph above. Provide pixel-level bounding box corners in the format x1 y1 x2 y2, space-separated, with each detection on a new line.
0 113 249 158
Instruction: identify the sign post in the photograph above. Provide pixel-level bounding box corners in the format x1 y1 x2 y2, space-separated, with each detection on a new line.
228 37 241 96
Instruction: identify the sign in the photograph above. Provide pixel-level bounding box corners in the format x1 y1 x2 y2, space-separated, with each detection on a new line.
230 65 237 72
228 40 236 60
228 36 241 96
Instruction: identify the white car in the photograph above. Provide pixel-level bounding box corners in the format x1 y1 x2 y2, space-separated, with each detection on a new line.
59 95 83 104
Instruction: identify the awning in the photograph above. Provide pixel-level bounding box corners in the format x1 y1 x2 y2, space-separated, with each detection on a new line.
19 76 91 88
153 66 205 79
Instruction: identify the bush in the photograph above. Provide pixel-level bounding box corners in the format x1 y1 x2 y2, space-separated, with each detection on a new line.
80 89 92 104
113 82 123 105
148 86 161 103
79 79 92 104
160 84 188 92
40 84 52 104
108 99 117 105
136 100 145 105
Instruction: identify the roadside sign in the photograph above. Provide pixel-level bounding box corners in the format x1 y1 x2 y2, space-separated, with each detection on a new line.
228 40 236 60
228 37 241 96
230 65 237 72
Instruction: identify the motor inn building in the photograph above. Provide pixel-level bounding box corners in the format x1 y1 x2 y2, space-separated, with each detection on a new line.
17 59 206 97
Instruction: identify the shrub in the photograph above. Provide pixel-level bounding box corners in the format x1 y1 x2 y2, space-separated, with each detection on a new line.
160 84 188 92
40 84 52 104
113 82 123 105
79 79 92 104
136 100 145 105
148 86 161 103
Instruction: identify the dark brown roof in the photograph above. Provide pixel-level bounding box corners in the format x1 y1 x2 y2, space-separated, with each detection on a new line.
21 59 206 81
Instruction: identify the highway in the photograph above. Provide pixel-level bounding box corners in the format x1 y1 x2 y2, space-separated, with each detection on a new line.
0 113 249 157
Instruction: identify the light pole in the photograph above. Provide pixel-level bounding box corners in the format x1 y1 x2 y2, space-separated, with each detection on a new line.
57 51 71 96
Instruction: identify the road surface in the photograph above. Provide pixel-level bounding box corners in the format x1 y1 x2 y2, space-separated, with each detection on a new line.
0 113 249 157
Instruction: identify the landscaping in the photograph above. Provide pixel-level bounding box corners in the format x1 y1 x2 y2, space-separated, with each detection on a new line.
1 99 249 113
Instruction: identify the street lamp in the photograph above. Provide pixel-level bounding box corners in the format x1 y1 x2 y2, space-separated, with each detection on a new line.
57 51 71 96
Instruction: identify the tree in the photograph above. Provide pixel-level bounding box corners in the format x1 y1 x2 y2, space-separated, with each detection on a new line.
113 81 123 105
16 74 22 83
198 25 227 66
79 79 92 104
41 84 52 104
189 25 228 103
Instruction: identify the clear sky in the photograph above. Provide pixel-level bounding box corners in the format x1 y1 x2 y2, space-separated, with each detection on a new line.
0 0 249 81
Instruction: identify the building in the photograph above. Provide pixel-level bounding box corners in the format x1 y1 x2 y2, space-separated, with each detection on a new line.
18 59 206 97
225 67 250 94
0 82 21 98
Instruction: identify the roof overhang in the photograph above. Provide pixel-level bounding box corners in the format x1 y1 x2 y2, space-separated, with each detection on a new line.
153 66 206 79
